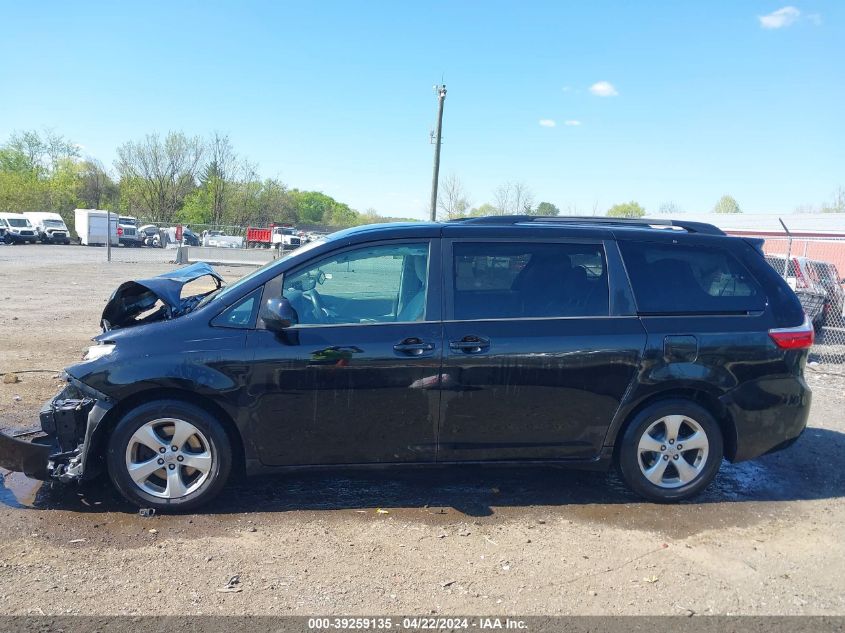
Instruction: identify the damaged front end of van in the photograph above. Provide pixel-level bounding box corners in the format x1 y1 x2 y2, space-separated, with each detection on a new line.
0 262 224 483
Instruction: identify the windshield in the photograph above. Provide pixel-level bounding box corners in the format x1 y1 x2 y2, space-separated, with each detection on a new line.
196 238 328 310
120 218 136 225
7 218 31 228
44 219 65 228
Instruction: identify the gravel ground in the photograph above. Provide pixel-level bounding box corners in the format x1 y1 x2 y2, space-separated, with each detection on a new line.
0 244 843 616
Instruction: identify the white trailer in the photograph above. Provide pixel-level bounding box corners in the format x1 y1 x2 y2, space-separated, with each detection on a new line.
74 209 119 246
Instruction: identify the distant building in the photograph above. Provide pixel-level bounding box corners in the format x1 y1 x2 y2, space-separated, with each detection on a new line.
682 213 845 272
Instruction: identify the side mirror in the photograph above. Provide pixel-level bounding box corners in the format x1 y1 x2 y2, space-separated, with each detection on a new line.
263 296 298 332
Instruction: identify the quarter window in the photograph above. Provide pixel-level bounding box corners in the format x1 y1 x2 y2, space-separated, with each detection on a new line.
452 242 609 319
619 241 764 314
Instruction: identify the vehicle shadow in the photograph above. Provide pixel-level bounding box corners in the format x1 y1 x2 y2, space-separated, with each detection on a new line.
4 426 844 517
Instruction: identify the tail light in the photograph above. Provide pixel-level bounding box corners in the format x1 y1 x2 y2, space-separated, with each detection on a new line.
769 315 814 350
117 227 124 236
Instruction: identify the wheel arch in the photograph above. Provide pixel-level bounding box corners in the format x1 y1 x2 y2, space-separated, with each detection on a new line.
88 388 246 479
609 387 738 462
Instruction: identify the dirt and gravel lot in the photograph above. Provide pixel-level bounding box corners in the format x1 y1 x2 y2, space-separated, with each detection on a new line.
0 244 843 616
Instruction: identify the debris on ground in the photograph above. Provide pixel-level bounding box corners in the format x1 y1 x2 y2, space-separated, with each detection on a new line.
148 528 158 535
68 539 86 544
138 508 156 518
375 508 389 515
3 373 20 384
218 574 243 593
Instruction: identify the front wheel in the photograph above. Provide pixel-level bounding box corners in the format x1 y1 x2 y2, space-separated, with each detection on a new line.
617 399 723 502
106 400 232 511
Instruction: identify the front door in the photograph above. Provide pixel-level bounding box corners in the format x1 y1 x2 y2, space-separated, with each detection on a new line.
247 239 444 466
438 238 645 462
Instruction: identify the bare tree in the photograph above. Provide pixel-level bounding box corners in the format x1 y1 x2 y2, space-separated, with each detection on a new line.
437 173 471 219
513 182 535 214
115 132 205 223
494 181 534 214
658 201 681 215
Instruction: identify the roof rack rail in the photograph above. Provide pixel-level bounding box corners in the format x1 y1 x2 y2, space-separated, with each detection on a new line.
450 215 725 236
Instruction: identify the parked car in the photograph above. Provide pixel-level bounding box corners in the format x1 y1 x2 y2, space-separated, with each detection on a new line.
0 213 39 244
139 224 162 247
807 259 845 327
22 212 71 244
202 230 244 248
0 216 813 511
764 254 828 329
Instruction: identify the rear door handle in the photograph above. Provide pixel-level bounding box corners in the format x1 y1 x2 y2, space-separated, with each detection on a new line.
449 336 490 354
393 338 435 356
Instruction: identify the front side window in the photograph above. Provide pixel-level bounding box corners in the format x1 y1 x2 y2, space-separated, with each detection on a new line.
619 241 764 314
7 218 30 228
280 242 429 325
452 242 609 319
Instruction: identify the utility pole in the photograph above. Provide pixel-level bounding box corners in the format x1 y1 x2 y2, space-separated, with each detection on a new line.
429 84 447 221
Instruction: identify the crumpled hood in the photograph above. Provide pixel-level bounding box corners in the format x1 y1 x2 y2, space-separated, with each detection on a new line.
101 262 223 331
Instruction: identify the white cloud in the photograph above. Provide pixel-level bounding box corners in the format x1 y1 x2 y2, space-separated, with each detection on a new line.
538 119 557 128
589 81 618 97
564 120 582 126
759 6 801 29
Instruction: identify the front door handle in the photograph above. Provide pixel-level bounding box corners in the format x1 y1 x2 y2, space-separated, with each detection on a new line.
449 336 490 354
393 338 435 356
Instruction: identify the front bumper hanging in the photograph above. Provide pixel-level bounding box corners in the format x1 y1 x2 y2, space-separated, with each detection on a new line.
0 431 53 480
0 395 98 482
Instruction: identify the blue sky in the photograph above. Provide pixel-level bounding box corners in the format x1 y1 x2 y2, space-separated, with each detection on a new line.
1 1 843 219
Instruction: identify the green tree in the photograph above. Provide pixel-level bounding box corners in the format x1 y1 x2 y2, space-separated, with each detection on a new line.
535 201 560 216
114 132 205 223
713 195 741 214
78 159 118 209
607 201 646 218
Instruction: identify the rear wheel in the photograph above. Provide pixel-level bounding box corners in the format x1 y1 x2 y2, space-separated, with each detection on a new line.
106 400 232 511
617 399 723 502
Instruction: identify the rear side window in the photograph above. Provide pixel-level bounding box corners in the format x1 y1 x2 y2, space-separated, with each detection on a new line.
452 242 609 319
619 241 765 314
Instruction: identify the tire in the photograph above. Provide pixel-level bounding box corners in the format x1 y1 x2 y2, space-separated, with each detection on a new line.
106 400 232 511
617 399 723 502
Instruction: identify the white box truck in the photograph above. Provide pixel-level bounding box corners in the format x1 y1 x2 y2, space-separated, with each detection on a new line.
74 209 119 246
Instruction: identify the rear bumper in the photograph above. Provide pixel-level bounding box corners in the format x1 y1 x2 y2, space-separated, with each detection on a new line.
722 375 811 462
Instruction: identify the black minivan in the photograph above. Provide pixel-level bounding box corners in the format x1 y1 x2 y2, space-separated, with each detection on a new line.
0 216 813 510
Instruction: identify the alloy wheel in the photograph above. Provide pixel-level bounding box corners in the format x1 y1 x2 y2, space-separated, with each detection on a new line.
637 414 710 489
124 418 213 499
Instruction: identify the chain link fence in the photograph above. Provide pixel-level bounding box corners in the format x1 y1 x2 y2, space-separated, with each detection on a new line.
759 235 845 364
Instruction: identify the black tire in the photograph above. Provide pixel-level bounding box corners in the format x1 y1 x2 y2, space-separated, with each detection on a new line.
106 399 232 512
617 399 723 502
